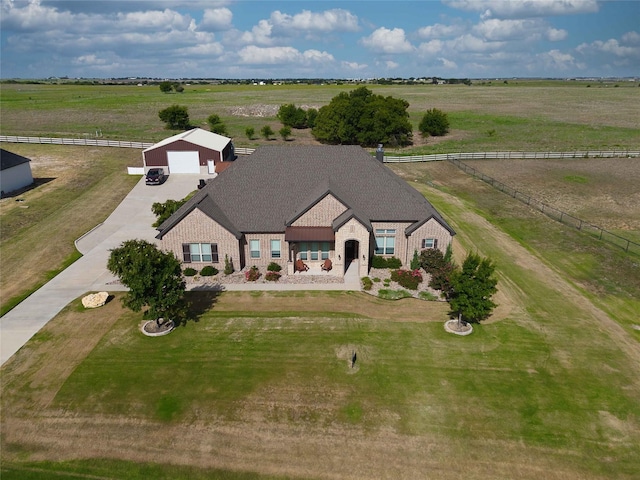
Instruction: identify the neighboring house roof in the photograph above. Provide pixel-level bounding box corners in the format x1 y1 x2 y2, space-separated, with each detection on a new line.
1 149 31 170
143 128 231 153
157 145 455 239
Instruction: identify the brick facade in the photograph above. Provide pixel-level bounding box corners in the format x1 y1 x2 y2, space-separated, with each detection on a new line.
291 194 347 227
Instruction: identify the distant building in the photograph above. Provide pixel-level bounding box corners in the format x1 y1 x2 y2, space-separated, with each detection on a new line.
1 149 33 196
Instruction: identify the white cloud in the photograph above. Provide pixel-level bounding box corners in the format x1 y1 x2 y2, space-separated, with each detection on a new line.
342 60 368 70
236 19 274 46
417 39 444 57
621 31 640 45
472 18 567 42
237 45 334 66
438 57 458 69
361 27 414 54
537 49 583 70
448 34 505 52
385 60 399 69
577 38 640 58
200 8 233 31
445 0 599 18
417 23 466 39
270 8 359 33
546 27 567 41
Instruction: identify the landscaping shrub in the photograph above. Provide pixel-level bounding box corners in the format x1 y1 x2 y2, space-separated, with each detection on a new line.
373 277 381 283
387 257 402 269
372 255 402 269
200 265 218 276
419 291 440 301
410 250 421 270
224 254 234 275
361 277 373 291
390 269 423 290
267 262 282 272
378 289 412 300
265 271 281 281
245 266 260 281
183 267 197 277
420 248 447 274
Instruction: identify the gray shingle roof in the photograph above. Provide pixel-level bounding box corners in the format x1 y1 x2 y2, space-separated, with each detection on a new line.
157 145 454 238
1 149 31 171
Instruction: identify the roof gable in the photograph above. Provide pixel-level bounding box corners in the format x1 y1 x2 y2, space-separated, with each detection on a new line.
144 128 231 153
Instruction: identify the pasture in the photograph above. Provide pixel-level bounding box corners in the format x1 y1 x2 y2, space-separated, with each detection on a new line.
1 81 639 152
1 80 639 478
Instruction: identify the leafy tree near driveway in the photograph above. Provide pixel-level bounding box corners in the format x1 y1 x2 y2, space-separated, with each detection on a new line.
151 199 187 227
107 239 187 325
448 252 498 325
158 105 190 130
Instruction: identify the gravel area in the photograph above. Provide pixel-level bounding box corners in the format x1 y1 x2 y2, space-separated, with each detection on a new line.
363 268 445 301
185 267 344 287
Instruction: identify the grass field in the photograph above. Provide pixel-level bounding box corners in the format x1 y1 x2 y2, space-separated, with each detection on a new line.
0 144 140 314
1 81 639 152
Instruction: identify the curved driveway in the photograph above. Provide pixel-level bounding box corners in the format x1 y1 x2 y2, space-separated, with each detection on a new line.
1 174 361 365
0 175 202 365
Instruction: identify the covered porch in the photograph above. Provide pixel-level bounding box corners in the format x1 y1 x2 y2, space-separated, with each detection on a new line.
285 226 339 276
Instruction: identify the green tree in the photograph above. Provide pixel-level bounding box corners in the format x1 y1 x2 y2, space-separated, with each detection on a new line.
173 83 184 93
151 199 187 227
448 253 498 325
245 127 255 140
207 114 228 135
279 126 292 141
107 240 187 325
159 81 173 93
306 107 318 128
158 105 190 130
261 125 274 140
419 108 450 137
277 103 308 128
312 86 412 147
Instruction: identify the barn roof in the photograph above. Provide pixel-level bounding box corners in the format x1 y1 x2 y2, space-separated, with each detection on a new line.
1 149 31 171
143 128 231 153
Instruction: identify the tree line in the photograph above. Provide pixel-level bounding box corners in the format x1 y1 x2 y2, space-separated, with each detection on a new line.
157 86 450 146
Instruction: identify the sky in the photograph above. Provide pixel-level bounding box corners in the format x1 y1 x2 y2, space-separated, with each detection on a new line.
1 0 638 79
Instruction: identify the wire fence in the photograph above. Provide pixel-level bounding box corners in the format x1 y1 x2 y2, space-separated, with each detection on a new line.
446 157 640 256
383 150 640 162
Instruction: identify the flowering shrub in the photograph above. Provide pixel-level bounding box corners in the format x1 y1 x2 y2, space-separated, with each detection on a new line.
265 271 281 281
244 266 260 281
390 268 423 290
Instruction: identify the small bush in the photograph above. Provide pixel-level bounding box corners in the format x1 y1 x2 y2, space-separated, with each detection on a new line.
419 291 439 301
378 289 412 300
245 266 260 281
200 265 218 276
390 269 423 290
419 108 450 137
267 262 282 272
361 277 373 291
265 271 281 281
387 257 402 269
183 267 197 277
372 277 381 283
371 256 402 269
410 250 421 270
224 254 234 275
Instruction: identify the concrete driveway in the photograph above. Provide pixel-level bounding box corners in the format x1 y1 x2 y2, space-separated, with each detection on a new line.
0 174 202 365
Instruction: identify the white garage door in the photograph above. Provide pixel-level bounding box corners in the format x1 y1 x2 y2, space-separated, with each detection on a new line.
167 151 200 174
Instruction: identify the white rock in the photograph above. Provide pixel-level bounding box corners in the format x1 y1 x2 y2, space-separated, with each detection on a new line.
82 291 109 308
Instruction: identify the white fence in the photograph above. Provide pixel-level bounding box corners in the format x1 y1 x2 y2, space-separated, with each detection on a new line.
0 135 153 149
1 136 637 161
383 150 640 163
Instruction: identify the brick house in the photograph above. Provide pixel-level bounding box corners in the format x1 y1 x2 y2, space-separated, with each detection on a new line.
156 145 455 277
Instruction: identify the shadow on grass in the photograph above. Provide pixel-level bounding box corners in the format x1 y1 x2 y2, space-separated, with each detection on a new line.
181 290 221 326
